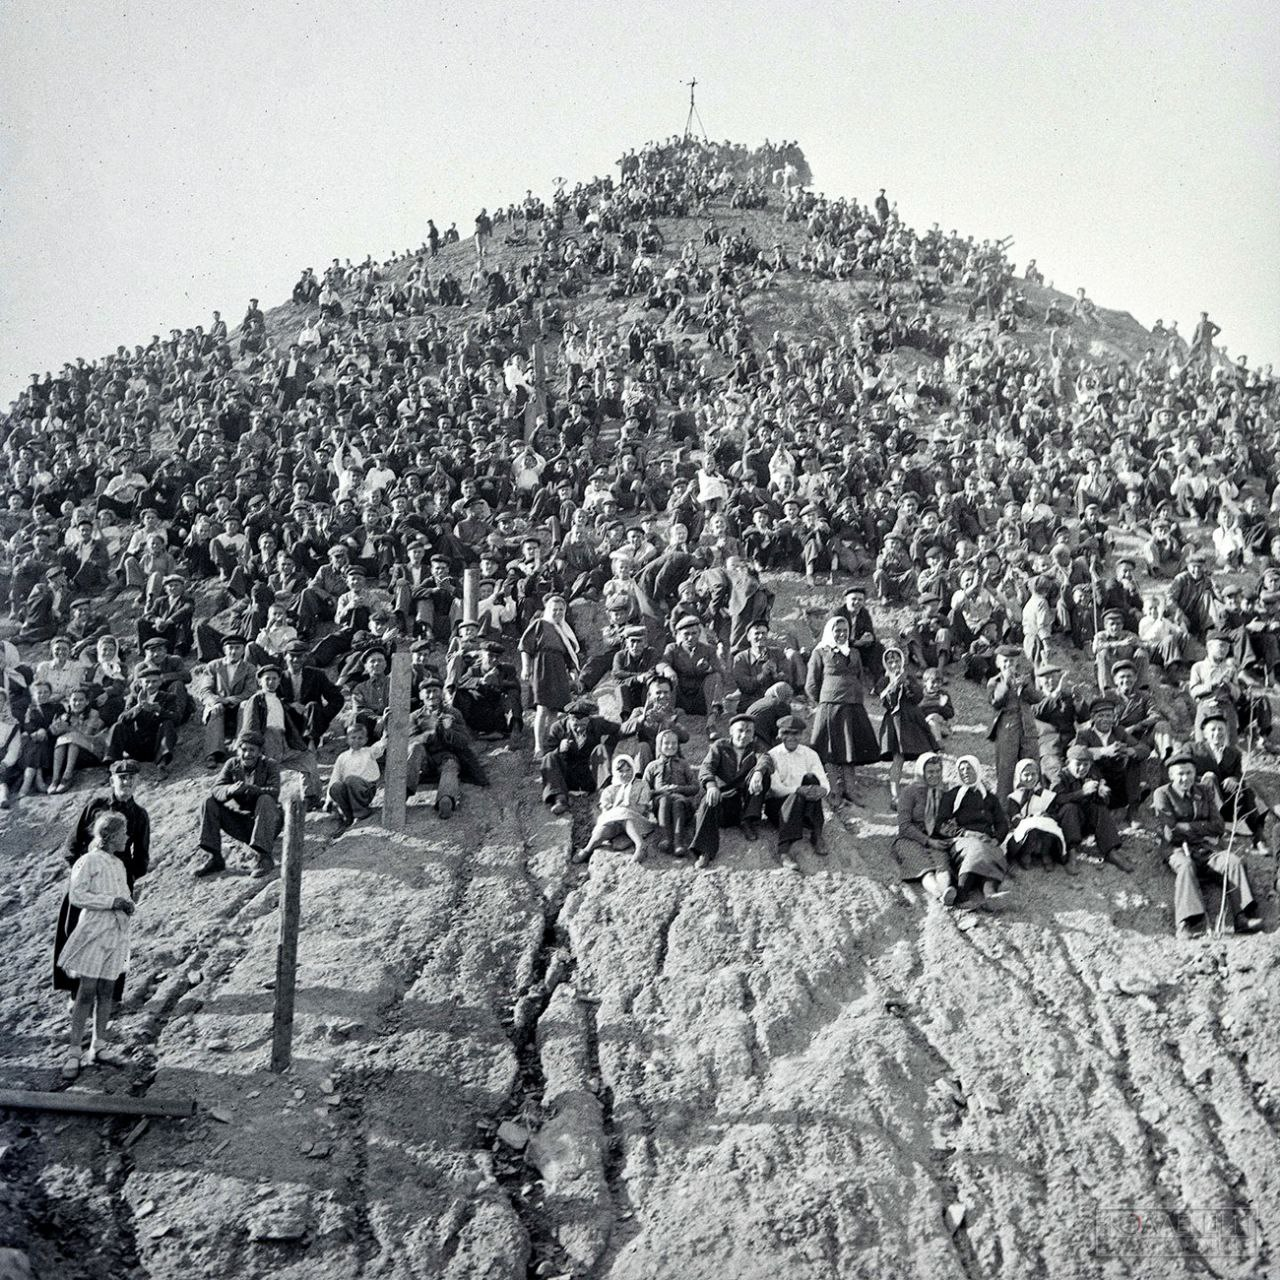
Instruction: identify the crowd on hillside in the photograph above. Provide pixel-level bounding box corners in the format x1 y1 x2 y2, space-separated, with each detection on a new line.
3 131 1277 1075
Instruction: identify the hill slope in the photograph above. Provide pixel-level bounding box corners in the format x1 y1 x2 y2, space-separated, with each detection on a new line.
0 140 1276 1280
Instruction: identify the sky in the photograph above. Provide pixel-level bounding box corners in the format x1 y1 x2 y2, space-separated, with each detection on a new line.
2 0 1277 404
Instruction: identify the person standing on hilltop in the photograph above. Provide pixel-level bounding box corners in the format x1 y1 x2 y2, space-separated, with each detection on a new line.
874 188 890 225
1189 311 1221 371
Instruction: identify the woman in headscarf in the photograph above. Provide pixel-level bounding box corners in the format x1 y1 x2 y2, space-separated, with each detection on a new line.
87 634 130 727
1004 757 1067 868
947 755 1010 905
891 752 956 905
805 615 879 806
519 594 581 755
874 644 938 810
576 754 653 865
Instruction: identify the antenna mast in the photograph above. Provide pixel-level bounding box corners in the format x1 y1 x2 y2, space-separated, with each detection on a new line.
683 78 707 141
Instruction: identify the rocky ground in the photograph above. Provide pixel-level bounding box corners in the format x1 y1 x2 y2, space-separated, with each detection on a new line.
3 168 1279 1280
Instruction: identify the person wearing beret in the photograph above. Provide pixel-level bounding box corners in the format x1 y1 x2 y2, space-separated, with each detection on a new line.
53 759 150 1003
753 715 829 870
194 730 282 879
540 698 619 815
1152 751 1262 938
1054 744 1127 869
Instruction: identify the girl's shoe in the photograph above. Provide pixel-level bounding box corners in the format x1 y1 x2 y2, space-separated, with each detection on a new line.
88 1041 129 1068
60 1051 81 1081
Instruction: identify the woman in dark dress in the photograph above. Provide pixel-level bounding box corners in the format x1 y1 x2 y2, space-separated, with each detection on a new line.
806 615 880 806
946 754 1010 906
518 593 581 755
875 644 938 810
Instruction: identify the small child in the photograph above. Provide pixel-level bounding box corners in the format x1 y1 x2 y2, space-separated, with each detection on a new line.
326 716 385 827
49 685 108 794
642 728 700 857
919 668 956 743
575 755 653 865
59 811 135 1079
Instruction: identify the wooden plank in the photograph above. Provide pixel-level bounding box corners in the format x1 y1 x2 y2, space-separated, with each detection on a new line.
380 649 412 832
270 774 305 1073
0 1089 196 1119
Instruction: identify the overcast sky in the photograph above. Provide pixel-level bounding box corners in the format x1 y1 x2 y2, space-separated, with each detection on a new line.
2 0 1277 403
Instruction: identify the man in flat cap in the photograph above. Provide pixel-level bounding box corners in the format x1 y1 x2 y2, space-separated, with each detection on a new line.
689 713 769 870
194 730 281 879
1051 738 1129 869
753 714 830 871
540 698 619 815
192 634 257 767
1152 750 1263 938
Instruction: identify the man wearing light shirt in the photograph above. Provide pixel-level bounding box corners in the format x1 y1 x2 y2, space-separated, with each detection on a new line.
754 715 829 871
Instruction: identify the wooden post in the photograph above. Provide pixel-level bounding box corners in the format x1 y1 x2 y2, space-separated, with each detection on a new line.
380 647 412 832
270 774 305 1073
463 567 479 624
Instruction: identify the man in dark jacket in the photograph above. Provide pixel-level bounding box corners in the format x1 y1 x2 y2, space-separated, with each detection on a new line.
540 698 619 814
689 714 768 869
53 760 150 1000
194 730 282 878
407 680 490 819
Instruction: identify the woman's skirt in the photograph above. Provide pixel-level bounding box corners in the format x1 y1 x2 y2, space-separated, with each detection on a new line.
598 804 654 834
878 704 939 761
952 830 1009 883
811 701 880 765
1006 815 1066 864
57 730 107 759
893 835 951 883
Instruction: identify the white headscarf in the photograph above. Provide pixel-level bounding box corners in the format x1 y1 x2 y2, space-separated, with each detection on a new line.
951 754 989 811
819 616 852 656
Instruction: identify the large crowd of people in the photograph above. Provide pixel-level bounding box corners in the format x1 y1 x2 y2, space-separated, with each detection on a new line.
3 132 1276 1077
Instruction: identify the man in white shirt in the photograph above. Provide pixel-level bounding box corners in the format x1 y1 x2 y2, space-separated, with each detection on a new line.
754 715 829 870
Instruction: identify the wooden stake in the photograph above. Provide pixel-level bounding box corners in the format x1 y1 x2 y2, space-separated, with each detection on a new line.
463 567 479 624
270 773 305 1073
0 1090 196 1119
380 648 412 832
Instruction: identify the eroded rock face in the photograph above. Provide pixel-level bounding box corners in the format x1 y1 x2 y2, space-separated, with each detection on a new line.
562 846 1278 1280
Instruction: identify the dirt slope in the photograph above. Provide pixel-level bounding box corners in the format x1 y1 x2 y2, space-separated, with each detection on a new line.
2 150 1278 1280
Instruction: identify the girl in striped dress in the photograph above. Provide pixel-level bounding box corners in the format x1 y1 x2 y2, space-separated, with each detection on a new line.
59 811 135 1079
